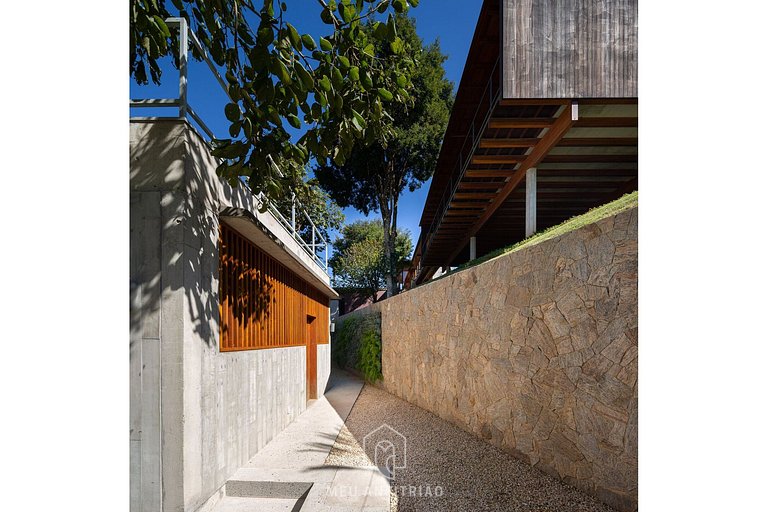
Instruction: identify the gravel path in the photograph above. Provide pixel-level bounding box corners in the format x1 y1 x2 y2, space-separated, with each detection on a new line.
325 383 616 512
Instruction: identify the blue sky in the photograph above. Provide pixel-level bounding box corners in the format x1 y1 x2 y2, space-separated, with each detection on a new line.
130 0 483 252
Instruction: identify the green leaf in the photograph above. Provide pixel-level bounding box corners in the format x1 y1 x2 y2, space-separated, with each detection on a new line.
301 34 316 50
338 55 350 70
386 13 397 41
340 4 354 23
320 7 335 24
395 73 407 87
319 37 333 51
377 0 390 14
351 109 367 131
271 58 292 84
377 88 393 101
229 121 242 138
318 75 332 92
393 0 408 13
362 43 375 57
361 70 373 89
225 103 241 122
286 23 301 49
390 37 404 54
349 66 360 82
153 16 171 38
373 21 388 40
257 26 273 46
331 66 344 87
287 114 301 129
295 62 314 90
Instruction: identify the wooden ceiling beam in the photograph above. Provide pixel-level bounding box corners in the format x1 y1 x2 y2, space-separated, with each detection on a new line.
453 192 497 199
558 137 637 146
443 102 578 266
498 99 570 106
449 203 488 208
537 169 637 177
471 155 527 165
478 138 540 148
574 117 638 127
457 182 504 189
488 117 555 129
464 170 516 177
542 154 637 163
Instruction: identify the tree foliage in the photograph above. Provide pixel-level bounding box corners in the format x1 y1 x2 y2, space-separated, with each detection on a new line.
130 0 421 202
330 220 411 299
314 14 453 296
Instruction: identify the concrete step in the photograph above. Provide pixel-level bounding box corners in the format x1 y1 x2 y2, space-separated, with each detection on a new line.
210 496 299 512
226 480 312 499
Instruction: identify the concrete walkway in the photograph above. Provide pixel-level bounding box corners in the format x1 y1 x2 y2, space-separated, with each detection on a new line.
210 370 390 512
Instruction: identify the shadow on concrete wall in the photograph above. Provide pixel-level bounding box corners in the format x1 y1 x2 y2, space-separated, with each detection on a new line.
131 121 284 349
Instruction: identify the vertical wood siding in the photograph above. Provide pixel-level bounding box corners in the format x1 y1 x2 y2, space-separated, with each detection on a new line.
219 223 330 351
502 0 638 98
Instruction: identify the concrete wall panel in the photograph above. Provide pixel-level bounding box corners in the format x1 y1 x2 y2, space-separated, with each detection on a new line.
130 119 334 512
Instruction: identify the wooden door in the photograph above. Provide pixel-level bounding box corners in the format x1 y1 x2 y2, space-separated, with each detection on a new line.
306 315 317 400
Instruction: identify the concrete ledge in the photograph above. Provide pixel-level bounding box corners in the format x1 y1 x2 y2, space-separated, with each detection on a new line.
220 209 338 299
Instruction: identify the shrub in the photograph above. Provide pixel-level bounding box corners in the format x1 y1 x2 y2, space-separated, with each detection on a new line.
332 316 359 369
358 319 382 383
332 313 383 383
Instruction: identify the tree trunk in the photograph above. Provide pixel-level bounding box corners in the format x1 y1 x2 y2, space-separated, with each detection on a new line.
380 199 395 298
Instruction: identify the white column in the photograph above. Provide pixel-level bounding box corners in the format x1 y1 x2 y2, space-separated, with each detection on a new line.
178 18 188 119
469 236 477 261
525 167 537 238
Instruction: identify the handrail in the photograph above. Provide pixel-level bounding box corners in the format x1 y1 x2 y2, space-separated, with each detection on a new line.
129 17 330 273
417 56 501 280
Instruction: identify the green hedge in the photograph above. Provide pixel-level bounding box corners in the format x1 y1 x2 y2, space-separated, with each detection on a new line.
333 313 382 383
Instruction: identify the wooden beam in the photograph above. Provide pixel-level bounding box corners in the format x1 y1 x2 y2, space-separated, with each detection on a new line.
445 211 481 217
536 169 637 177
453 192 497 199
488 117 555 129
444 102 578 266
457 182 504 190
574 117 638 127
471 155 527 165
542 154 637 163
558 137 637 147
499 99 570 106
464 170 516 177
449 202 489 208
479 138 540 148
538 174 637 182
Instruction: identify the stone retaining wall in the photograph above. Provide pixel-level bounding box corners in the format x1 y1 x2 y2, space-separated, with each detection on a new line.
351 206 637 511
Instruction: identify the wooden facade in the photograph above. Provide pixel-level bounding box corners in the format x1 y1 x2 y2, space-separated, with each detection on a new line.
502 0 638 98
218 222 330 352
411 0 637 284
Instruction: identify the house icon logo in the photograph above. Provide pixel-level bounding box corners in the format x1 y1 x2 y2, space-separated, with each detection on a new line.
363 424 407 479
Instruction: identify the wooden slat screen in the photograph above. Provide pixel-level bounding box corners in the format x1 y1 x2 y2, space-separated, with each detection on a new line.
219 222 330 352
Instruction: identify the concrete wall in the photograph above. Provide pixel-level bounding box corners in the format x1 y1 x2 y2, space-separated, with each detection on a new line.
339 205 638 511
317 344 331 395
130 119 333 512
